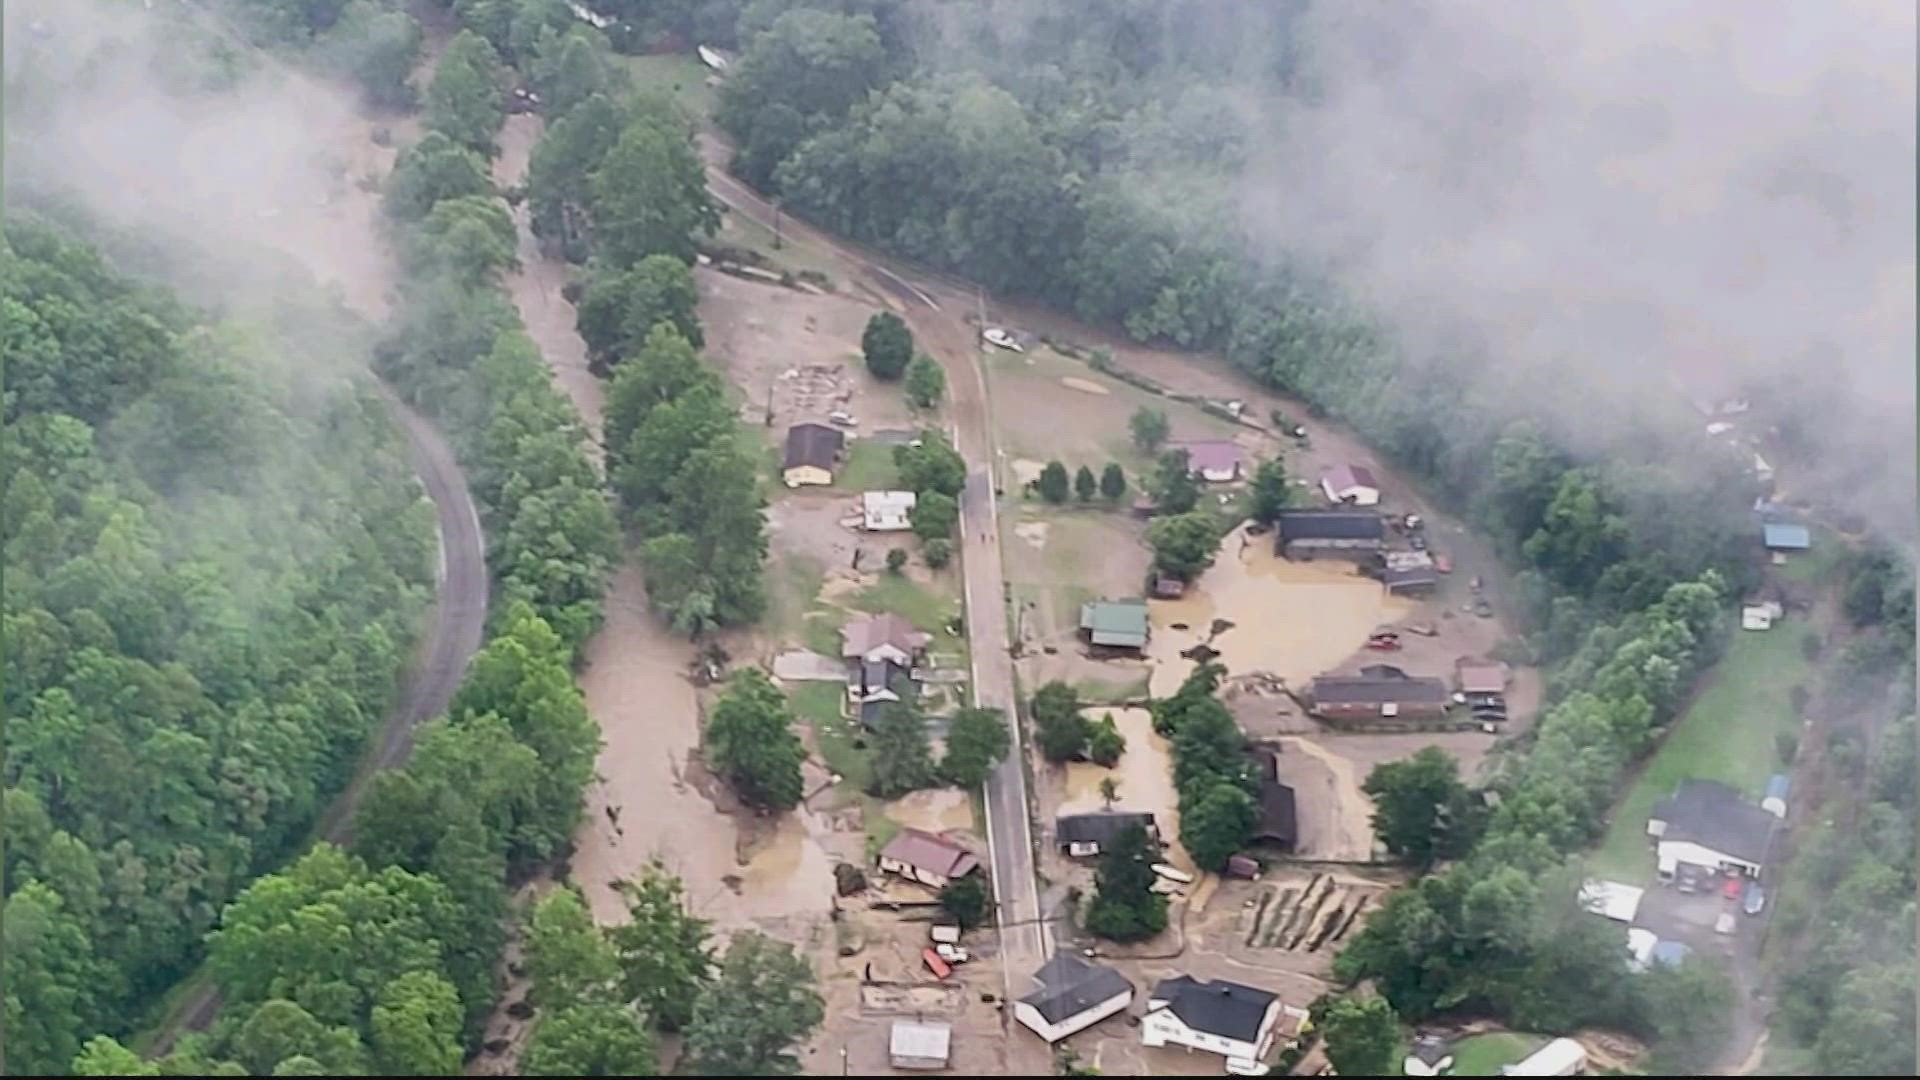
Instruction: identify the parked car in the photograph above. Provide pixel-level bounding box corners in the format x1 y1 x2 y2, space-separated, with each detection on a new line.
982 327 1023 352
1676 864 1708 893
829 410 857 426
1715 912 1737 935
1744 882 1766 916
1723 876 1744 900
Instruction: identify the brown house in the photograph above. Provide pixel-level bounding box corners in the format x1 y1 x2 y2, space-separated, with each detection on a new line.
1308 669 1450 721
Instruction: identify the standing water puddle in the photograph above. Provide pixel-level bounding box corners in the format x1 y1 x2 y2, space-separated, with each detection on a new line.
1059 707 1194 871
1146 523 1415 696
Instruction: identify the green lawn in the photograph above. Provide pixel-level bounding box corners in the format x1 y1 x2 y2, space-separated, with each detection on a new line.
766 552 827 646
1774 523 1844 585
1074 672 1151 704
1589 624 1812 883
1451 1032 1546 1076
837 438 901 490
790 681 869 793
852 574 962 641
621 53 716 119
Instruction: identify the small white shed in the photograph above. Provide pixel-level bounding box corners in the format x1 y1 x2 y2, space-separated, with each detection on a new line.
1502 1037 1587 1076
890 1020 952 1070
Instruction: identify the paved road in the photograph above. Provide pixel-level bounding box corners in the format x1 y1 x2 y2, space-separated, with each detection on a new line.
148 385 489 1053
701 147 1050 980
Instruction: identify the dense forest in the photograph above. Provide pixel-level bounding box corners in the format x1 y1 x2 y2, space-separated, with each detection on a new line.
1 214 437 1074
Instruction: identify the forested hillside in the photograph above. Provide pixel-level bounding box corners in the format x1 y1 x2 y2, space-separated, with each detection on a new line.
1 214 438 1075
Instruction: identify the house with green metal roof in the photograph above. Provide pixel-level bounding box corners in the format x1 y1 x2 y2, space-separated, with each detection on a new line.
1762 522 1810 551
1079 599 1150 651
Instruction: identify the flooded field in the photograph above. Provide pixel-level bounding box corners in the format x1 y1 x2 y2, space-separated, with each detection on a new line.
1146 523 1416 696
886 787 974 833
1058 707 1192 870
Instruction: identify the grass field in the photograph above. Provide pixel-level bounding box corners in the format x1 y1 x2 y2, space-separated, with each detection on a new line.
852 574 962 641
790 680 869 792
837 438 901 490
1450 1032 1546 1076
621 52 717 119
1588 624 1813 883
1773 523 1845 585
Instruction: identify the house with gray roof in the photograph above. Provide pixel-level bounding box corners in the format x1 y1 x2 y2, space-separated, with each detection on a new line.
1648 779 1777 880
1142 975 1287 1072
1013 952 1134 1043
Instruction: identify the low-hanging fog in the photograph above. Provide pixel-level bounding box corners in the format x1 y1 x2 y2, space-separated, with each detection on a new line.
1245 0 1916 537
4 0 399 325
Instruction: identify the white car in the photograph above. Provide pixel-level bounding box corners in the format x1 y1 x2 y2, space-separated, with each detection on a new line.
982 327 1023 352
829 410 857 426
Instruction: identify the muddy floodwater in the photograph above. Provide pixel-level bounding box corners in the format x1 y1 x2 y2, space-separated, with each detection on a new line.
887 787 975 834
1058 707 1195 871
1147 523 1415 696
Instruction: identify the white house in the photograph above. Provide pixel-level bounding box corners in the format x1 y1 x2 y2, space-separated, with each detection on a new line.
876 829 978 889
1648 780 1776 881
1320 463 1381 506
1502 1037 1587 1076
1577 880 1643 923
888 1020 951 1070
1013 953 1134 1043
1626 926 1660 972
862 490 916 531
1141 976 1284 1074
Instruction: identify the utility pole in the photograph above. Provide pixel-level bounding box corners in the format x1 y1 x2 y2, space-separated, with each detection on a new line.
976 285 987 340
772 199 783 249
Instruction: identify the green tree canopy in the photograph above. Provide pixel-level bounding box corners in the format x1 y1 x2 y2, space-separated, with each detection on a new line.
524 1002 659 1077
1037 460 1071 504
609 861 714 1033
1129 406 1169 451
385 131 492 222
1151 449 1201 514
682 932 824 1076
939 876 991 931
1312 994 1400 1078
1084 823 1167 942
866 699 937 798
1146 510 1222 581
425 30 507 153
1362 747 1486 869
862 311 913 379
1074 464 1098 501
1248 457 1289 524
526 887 621 1011
940 706 1011 788
904 353 946 408
895 433 967 498
1031 681 1091 762
1100 462 1127 501
705 669 807 811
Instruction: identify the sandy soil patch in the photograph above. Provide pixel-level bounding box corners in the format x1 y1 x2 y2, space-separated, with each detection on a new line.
985 346 1241 474
1013 520 1050 549
697 267 918 434
885 788 975 834
1146 523 1416 697
1009 458 1047 486
1061 375 1111 395
1274 736 1377 861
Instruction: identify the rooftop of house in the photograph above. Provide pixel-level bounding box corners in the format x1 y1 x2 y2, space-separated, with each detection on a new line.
1321 462 1380 492
1276 509 1385 542
1020 952 1134 1024
863 489 916 513
1253 780 1297 846
1762 522 1811 550
1056 811 1157 848
1310 671 1451 706
784 422 845 471
1384 565 1440 589
878 828 978 879
1650 779 1777 864
1169 439 1244 473
1149 976 1278 1043
841 612 932 658
1456 659 1509 695
889 1020 951 1061
1080 599 1150 647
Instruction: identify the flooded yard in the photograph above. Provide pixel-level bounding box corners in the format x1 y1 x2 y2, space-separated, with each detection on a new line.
1057 707 1191 870
1146 523 1417 696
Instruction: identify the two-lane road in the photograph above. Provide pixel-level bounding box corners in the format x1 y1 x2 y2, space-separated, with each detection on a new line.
700 144 1049 978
